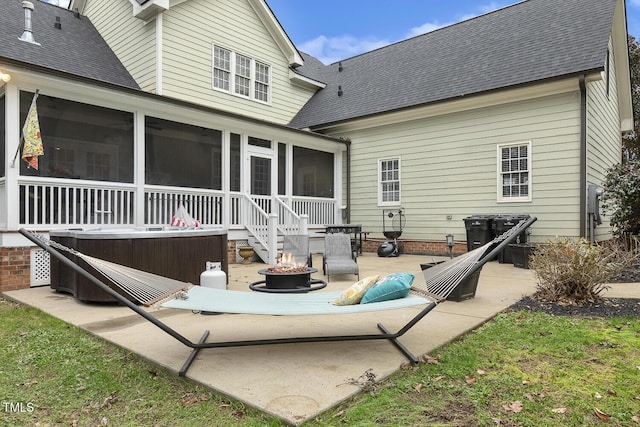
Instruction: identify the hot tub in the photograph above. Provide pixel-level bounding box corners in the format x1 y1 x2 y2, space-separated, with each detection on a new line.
49 226 228 303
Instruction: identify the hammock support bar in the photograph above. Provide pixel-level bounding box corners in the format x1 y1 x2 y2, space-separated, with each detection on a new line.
19 216 536 376
19 228 438 375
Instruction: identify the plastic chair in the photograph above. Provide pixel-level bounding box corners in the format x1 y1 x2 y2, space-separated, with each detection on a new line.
280 234 312 267
323 233 359 281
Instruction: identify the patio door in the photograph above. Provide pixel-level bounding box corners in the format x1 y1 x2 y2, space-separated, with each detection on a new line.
246 147 275 213
250 154 272 196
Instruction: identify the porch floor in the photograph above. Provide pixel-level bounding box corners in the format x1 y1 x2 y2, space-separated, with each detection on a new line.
4 253 639 425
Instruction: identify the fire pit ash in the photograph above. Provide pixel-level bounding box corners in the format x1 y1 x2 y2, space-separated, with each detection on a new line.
249 253 327 293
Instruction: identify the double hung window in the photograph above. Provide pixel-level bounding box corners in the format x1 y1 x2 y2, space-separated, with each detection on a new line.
213 45 270 103
498 142 531 202
379 158 401 205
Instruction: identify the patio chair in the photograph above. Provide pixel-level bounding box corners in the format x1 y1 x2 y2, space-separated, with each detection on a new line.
280 234 312 267
323 232 359 281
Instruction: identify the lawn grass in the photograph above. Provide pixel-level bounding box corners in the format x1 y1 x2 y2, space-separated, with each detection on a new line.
2 297 639 426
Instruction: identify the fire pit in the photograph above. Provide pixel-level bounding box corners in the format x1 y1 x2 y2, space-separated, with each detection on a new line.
249 256 326 293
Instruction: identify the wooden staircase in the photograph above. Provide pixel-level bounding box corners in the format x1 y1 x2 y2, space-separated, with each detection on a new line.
243 194 308 264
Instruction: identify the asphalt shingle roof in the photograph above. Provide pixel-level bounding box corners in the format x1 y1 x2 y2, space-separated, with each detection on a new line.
289 0 617 129
0 0 139 90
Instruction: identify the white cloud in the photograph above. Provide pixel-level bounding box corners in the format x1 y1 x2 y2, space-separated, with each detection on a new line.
478 1 503 14
406 22 452 38
407 2 503 38
300 1 509 63
41 0 71 8
630 0 640 6
299 35 391 64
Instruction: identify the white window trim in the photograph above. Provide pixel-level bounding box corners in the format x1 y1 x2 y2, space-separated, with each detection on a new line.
378 157 401 206
211 44 271 105
497 141 532 203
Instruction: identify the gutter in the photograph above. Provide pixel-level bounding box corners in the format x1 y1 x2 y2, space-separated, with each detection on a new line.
345 138 352 223
579 74 587 238
307 69 604 132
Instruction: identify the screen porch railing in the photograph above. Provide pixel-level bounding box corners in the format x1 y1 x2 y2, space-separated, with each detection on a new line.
11 178 337 236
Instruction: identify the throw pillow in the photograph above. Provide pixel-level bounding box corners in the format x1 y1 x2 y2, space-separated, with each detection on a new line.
332 275 380 306
360 272 414 304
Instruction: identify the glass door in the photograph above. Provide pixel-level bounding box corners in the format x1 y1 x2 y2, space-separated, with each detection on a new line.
250 155 271 196
246 147 275 214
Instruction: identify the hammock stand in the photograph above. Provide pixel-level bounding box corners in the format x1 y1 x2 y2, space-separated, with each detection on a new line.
19 216 536 376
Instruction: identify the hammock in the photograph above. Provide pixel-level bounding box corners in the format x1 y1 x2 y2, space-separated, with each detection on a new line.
19 216 536 375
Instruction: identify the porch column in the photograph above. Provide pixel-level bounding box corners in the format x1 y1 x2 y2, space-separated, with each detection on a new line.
222 130 230 228
300 214 308 234
4 84 20 229
133 111 145 226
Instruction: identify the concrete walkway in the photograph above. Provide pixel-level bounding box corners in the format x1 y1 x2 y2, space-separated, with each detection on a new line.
4 253 639 425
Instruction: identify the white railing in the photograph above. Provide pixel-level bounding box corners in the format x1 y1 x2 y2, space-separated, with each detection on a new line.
243 194 270 249
12 177 338 237
274 196 305 235
229 193 243 227
291 196 336 226
249 194 272 215
144 186 224 226
18 177 135 228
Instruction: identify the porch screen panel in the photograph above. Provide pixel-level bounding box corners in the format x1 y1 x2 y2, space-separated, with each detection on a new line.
230 133 241 192
18 91 133 183
278 143 286 195
292 147 334 198
145 117 222 190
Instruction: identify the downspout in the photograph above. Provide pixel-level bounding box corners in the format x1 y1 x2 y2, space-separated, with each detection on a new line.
579 74 587 238
345 138 351 223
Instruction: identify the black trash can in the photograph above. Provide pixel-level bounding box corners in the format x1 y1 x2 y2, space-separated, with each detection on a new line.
509 242 542 269
492 215 530 264
463 215 496 252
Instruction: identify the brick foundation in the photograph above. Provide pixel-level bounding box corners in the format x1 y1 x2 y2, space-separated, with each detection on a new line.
361 238 466 257
227 240 238 264
226 237 468 264
0 247 31 292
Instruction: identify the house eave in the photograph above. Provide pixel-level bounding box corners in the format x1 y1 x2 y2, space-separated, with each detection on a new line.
309 71 603 133
129 0 169 21
612 0 633 132
1 57 345 146
248 0 304 67
289 70 326 90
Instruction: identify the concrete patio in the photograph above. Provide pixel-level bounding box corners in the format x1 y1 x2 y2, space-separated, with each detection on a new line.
4 253 639 425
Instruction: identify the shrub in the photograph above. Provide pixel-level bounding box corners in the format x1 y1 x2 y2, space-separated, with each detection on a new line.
601 159 640 238
528 237 635 304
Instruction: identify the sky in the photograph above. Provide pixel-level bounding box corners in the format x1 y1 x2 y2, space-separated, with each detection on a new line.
265 0 640 64
43 0 640 65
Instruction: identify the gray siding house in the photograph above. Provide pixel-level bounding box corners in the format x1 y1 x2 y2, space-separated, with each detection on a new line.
0 0 632 291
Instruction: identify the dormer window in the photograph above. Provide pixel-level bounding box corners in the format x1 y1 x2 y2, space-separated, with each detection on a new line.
213 44 271 104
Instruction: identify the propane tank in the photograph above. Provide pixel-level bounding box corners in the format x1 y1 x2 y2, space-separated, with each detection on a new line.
200 261 226 289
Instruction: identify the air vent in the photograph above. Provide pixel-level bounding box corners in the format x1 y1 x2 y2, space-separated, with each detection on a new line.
30 248 50 286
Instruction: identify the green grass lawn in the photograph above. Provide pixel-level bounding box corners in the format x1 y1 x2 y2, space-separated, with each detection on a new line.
1 298 639 426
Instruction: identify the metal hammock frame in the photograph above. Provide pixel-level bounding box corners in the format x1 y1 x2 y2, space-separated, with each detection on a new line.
19 216 536 376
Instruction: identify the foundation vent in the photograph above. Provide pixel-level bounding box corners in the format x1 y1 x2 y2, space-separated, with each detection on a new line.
30 248 50 286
